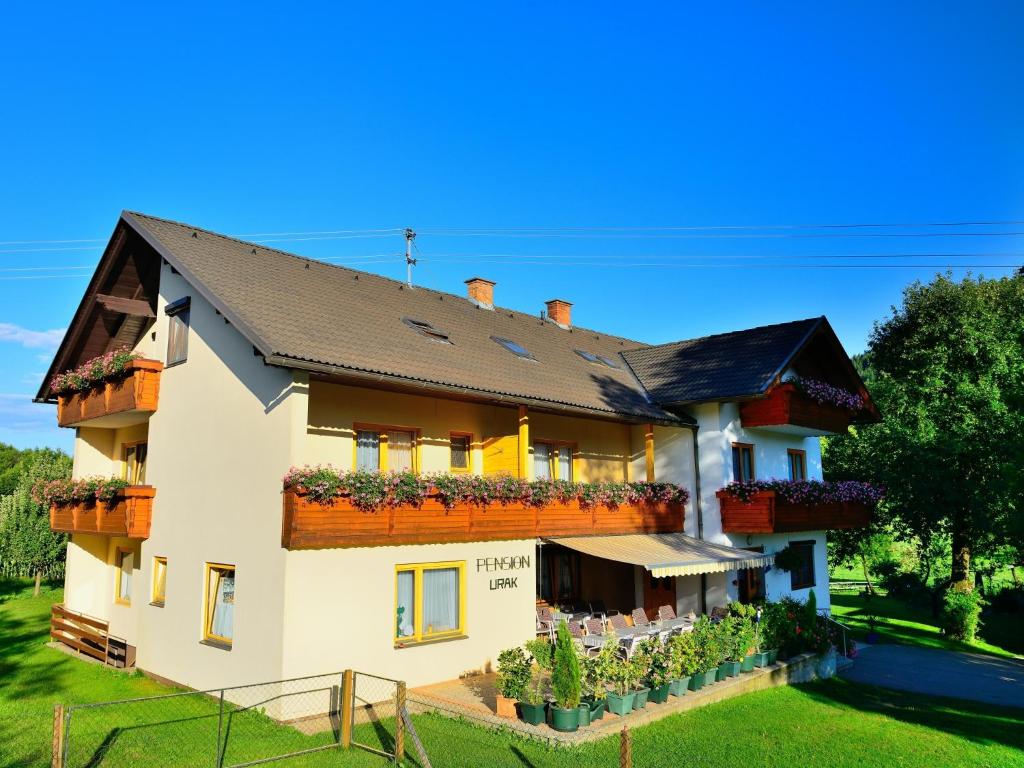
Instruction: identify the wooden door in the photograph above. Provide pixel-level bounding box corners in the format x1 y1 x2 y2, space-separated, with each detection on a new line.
643 573 676 619
738 546 765 604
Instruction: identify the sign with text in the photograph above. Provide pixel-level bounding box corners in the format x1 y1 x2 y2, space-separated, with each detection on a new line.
477 555 530 591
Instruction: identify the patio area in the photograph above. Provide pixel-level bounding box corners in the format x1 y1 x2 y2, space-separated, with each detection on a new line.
409 651 834 746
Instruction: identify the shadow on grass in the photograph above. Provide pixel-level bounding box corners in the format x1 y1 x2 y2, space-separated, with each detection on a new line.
793 678 1024 753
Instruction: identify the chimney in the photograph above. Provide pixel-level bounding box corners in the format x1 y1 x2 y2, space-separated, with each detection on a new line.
545 299 572 328
465 277 495 309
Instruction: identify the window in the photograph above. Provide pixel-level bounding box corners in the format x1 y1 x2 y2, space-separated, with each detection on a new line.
122 442 148 485
787 449 807 481
533 441 573 481
574 349 620 369
491 336 536 360
152 556 167 605
788 541 816 590
115 548 133 605
732 443 755 482
402 317 452 344
165 297 190 365
355 425 418 472
395 561 465 644
449 433 471 472
596 355 620 369
204 563 235 646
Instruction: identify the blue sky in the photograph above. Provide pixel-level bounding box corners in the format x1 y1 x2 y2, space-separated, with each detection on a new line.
0 2 1021 451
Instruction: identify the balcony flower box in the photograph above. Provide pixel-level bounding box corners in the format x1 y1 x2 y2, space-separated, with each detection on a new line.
739 383 857 435
56 359 163 428
49 486 156 539
717 484 877 534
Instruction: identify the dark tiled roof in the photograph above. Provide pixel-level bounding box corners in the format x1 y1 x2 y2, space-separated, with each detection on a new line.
621 318 823 405
123 212 683 423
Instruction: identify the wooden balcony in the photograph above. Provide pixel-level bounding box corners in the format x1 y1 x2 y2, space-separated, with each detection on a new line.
281 488 685 549
49 486 156 539
51 604 135 668
56 359 163 428
716 489 871 534
739 383 855 436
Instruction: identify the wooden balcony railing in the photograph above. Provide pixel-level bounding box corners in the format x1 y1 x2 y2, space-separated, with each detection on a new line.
49 486 156 539
50 604 135 668
56 359 163 428
281 488 685 549
716 489 871 534
739 383 854 435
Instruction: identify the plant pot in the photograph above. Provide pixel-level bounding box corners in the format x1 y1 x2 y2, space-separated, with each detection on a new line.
648 683 671 704
723 661 741 677
669 677 690 696
518 701 547 726
716 662 731 681
632 687 650 709
590 698 606 720
606 692 634 715
576 702 592 727
752 651 773 667
740 655 756 673
688 672 706 691
495 695 518 719
767 649 779 665
550 705 580 733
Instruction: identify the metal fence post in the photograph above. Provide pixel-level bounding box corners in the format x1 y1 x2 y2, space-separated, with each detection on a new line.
620 725 632 768
394 681 406 763
340 669 354 749
52 704 64 768
216 689 225 768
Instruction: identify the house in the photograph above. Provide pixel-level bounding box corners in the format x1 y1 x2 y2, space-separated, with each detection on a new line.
37 211 879 691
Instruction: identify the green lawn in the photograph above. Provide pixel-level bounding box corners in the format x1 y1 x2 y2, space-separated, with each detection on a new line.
3 581 1023 768
830 591 1023 658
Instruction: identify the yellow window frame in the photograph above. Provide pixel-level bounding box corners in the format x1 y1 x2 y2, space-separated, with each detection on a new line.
151 556 167 605
121 441 148 485
114 547 133 606
448 432 473 473
352 422 421 473
394 560 466 645
203 562 236 646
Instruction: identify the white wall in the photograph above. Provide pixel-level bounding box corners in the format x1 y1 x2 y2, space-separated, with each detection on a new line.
749 531 831 611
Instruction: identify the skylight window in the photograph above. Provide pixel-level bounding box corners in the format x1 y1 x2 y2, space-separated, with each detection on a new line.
491 336 536 360
574 349 620 369
402 317 452 344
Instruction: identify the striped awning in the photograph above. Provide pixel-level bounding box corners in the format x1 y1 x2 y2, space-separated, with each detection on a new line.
545 532 774 578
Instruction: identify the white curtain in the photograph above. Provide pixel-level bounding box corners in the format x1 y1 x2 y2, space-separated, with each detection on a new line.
396 570 415 638
387 431 414 471
210 571 235 640
119 552 133 601
557 447 572 481
422 567 459 635
533 442 551 479
356 430 380 471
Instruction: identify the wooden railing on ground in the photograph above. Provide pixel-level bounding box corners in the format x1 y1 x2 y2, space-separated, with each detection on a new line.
282 488 685 549
50 604 135 668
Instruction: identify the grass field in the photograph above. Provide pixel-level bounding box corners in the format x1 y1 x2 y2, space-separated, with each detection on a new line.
3 580 1023 767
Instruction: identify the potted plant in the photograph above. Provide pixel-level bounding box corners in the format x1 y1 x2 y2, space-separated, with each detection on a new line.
750 606 775 667
549 621 582 732
630 643 651 709
668 631 696 696
732 616 757 673
582 632 616 721
521 638 552 726
495 647 531 719
689 616 718 690
639 637 672 703
605 653 636 715
712 617 736 680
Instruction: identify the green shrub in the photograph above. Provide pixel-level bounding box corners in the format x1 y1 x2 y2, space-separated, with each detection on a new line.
523 637 553 704
941 587 982 641
669 629 700 677
551 621 581 709
691 616 721 672
495 647 531 701
638 636 671 688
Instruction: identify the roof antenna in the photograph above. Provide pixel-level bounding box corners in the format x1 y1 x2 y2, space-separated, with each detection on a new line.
404 227 417 288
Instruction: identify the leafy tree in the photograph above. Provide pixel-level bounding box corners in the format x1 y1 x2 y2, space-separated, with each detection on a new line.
0 448 71 594
825 272 1024 590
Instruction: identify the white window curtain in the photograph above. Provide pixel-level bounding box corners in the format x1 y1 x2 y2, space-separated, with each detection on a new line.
422 567 459 635
557 447 572 481
356 430 380 471
387 431 414 472
210 570 235 640
119 551 133 601
396 570 415 638
533 442 551 479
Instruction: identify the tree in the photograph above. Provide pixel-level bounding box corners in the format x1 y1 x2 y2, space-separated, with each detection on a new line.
825 272 1023 590
0 448 71 594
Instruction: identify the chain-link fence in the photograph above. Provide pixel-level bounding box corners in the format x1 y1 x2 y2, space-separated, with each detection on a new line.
349 671 400 759
59 672 347 768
